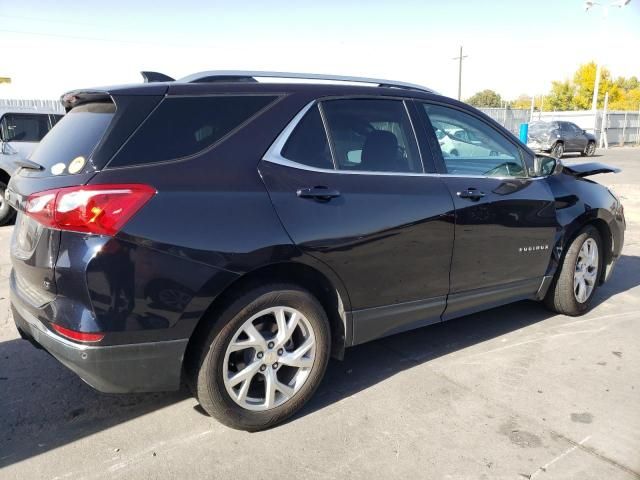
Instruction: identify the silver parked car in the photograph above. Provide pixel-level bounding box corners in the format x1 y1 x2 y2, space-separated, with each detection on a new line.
0 109 63 225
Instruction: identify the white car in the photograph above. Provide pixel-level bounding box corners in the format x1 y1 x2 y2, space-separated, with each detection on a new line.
436 127 500 158
0 108 63 225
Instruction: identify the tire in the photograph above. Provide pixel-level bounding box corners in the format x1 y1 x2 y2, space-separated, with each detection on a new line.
0 181 16 227
188 284 331 431
544 225 602 316
582 141 596 157
551 142 564 159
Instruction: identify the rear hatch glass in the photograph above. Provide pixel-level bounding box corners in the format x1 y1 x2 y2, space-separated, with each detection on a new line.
9 102 114 303
27 102 115 178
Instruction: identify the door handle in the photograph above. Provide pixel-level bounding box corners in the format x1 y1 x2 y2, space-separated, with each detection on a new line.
297 186 341 201
457 188 486 201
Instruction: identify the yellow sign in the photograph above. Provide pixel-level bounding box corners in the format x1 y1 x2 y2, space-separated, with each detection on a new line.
0 77 11 84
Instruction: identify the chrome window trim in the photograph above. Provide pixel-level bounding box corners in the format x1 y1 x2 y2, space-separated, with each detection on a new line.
317 101 338 169
402 100 426 173
262 100 544 181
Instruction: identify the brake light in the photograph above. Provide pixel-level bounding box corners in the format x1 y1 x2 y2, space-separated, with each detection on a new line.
52 324 105 343
25 184 156 236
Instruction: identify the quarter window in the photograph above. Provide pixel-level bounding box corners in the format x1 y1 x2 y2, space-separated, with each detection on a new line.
422 104 526 178
110 95 278 167
321 99 422 173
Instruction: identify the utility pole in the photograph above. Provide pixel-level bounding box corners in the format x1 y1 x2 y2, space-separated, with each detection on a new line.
530 96 535 122
585 1 632 119
636 103 640 146
599 91 609 149
453 46 468 101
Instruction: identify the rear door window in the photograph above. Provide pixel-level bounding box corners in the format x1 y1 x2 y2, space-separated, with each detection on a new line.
0 113 51 142
109 95 278 167
321 99 422 173
29 102 115 175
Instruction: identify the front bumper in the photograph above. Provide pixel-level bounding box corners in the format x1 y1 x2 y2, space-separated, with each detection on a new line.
526 141 552 152
11 291 188 393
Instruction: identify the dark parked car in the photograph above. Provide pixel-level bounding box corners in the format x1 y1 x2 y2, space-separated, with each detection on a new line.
527 120 597 158
8 71 625 431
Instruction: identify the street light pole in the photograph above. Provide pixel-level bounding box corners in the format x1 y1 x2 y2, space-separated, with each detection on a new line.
453 46 468 101
585 0 632 111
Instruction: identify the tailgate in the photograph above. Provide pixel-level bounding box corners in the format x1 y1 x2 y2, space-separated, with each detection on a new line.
7 172 96 306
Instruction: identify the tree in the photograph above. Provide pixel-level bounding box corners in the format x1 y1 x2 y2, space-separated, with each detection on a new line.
528 62 638 111
546 80 574 111
570 62 621 110
610 76 640 110
466 89 502 108
512 94 532 109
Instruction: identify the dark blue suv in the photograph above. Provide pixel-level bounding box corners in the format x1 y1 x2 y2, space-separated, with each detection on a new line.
8 71 625 431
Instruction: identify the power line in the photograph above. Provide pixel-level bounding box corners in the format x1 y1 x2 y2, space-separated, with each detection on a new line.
0 28 205 49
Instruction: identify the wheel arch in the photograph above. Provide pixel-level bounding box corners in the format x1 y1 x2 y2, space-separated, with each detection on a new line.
558 212 614 284
184 261 351 370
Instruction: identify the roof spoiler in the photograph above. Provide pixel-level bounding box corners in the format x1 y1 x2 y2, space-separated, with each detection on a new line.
141 71 175 83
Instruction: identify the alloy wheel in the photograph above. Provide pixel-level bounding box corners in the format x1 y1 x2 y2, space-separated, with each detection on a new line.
552 143 564 158
573 238 599 303
222 306 316 411
0 187 9 218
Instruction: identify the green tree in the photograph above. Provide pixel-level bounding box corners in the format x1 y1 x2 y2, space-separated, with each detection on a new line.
512 94 532 109
466 89 502 108
546 80 574 111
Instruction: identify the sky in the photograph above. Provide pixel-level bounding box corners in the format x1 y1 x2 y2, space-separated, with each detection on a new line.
1 0 639 101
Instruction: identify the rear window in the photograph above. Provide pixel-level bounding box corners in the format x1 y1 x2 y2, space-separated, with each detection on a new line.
109 95 278 167
529 122 555 133
0 113 53 142
29 103 115 175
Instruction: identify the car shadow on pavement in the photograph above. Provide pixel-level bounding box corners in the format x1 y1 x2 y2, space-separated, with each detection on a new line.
1 254 638 465
296 253 640 423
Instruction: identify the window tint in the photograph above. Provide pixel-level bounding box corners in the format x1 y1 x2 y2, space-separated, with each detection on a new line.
568 123 582 134
281 105 333 169
0 113 51 142
51 114 64 127
322 99 422 173
29 102 115 174
110 95 278 167
422 104 526 178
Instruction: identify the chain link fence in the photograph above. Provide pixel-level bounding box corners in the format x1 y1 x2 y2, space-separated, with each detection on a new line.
0 98 64 114
479 107 640 146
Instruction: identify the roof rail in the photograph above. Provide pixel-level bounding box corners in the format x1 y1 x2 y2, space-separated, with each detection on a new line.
177 70 435 94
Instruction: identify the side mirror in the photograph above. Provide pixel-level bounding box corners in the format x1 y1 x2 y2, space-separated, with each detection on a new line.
534 155 563 177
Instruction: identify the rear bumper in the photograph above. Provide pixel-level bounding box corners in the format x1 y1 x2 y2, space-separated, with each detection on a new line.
11 291 187 393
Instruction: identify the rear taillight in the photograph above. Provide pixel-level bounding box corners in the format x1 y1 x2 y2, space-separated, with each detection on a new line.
25 184 155 236
52 324 105 343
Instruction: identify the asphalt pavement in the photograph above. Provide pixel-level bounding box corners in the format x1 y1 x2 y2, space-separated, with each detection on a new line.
1 147 639 479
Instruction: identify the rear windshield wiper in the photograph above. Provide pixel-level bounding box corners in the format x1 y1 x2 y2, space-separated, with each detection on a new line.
15 159 45 171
